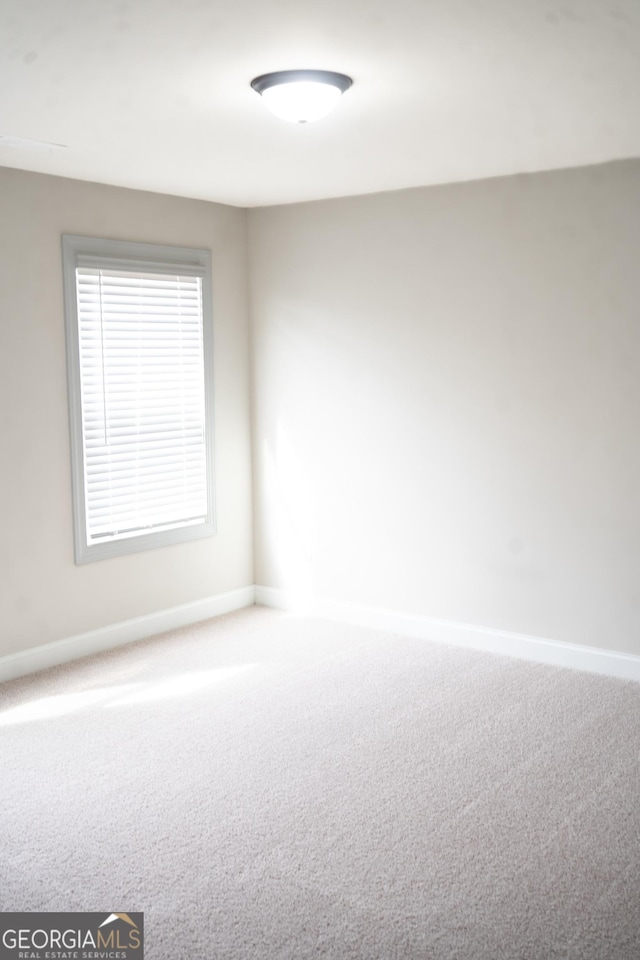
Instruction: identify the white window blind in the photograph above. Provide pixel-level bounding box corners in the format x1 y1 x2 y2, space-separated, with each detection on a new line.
63 237 215 563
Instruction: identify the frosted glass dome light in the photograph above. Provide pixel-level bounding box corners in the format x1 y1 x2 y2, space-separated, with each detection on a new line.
251 70 353 124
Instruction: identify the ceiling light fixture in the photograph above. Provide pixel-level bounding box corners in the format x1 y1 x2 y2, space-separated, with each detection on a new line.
251 70 353 124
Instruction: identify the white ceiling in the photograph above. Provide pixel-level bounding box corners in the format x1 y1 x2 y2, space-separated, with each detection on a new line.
1 0 640 207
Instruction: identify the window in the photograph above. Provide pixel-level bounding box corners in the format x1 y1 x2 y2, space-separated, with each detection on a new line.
62 235 215 564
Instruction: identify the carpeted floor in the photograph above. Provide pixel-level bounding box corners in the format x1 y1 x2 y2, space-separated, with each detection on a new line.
1 605 639 959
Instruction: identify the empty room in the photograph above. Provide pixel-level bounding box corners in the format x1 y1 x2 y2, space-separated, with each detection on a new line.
1 1 640 958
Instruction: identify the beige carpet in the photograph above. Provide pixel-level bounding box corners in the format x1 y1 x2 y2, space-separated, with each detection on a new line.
1 605 639 959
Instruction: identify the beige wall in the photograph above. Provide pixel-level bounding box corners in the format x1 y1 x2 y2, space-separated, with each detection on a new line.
0 168 253 656
3 160 639 661
249 160 640 655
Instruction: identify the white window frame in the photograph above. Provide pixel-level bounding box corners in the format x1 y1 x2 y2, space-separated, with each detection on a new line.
62 234 215 564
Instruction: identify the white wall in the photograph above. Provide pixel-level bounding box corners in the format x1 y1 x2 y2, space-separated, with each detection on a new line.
249 160 640 655
0 168 253 657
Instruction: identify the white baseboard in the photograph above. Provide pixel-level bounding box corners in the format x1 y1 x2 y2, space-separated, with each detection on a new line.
5 584 640 687
255 586 640 683
0 586 255 685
